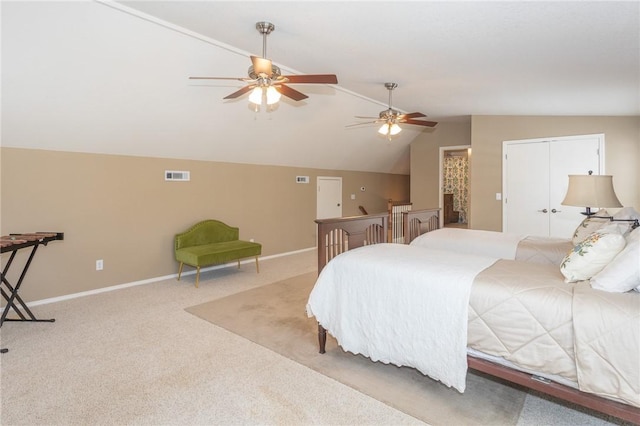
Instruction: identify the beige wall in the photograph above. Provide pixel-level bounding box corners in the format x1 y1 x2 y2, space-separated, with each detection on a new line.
471 116 640 231
410 121 472 209
1 148 408 302
411 116 640 232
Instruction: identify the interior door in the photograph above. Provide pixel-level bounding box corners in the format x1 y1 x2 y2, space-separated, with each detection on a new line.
316 177 342 219
504 141 550 236
503 134 603 238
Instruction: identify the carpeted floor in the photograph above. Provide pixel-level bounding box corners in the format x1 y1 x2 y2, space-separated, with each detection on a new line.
1 250 625 425
185 272 547 425
1 251 426 425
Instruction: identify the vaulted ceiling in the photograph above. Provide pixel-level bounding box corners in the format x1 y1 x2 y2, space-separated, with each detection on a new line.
3 1 639 174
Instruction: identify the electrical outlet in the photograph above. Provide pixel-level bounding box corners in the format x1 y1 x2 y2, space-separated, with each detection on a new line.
96 259 103 271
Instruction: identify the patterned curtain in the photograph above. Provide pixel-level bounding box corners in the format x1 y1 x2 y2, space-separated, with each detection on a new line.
443 156 469 223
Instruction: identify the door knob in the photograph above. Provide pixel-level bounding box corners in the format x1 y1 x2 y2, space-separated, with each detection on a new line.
551 209 561 213
537 209 548 213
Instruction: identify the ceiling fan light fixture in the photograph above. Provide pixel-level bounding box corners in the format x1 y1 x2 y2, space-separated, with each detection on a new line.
249 87 263 105
266 86 281 105
378 122 402 136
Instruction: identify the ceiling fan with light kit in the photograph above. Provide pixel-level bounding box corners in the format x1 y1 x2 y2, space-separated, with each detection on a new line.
348 83 437 139
189 21 338 110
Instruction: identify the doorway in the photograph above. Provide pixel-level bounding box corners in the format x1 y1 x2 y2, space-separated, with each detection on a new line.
439 145 471 229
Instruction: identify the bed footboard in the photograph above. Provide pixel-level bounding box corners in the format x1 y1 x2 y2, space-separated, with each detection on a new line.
403 208 440 244
315 212 387 274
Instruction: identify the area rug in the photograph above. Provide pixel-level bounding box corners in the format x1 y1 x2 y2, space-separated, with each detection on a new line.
185 272 526 425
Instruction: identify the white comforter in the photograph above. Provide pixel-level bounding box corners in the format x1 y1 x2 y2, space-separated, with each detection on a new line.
306 243 497 392
410 228 526 259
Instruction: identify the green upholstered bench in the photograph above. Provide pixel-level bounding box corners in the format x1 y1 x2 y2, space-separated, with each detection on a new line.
174 220 261 287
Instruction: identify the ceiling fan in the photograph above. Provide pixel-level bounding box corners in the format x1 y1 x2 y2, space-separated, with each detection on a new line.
189 22 338 107
348 83 437 138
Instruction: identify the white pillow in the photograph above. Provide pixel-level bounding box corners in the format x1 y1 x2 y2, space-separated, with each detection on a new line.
560 227 626 283
572 210 610 245
591 239 640 292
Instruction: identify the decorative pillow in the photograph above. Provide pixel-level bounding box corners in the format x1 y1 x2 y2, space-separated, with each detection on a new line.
560 228 626 283
591 239 640 292
572 210 610 245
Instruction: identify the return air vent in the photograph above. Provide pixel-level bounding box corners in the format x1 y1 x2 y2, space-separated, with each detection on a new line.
165 170 190 181
296 176 310 184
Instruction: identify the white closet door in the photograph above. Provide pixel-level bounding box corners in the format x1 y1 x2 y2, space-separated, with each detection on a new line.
504 141 550 237
316 177 343 219
549 137 601 237
503 134 603 238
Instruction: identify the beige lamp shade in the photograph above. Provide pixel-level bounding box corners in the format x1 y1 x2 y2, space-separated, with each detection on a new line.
561 174 622 208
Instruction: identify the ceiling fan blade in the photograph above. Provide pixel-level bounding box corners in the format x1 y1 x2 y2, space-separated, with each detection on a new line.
346 121 380 128
283 74 338 84
277 84 308 101
251 55 273 76
401 112 427 119
402 118 438 127
223 85 254 100
189 77 247 81
354 116 381 119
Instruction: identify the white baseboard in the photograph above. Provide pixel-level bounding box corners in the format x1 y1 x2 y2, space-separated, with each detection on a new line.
10 247 316 309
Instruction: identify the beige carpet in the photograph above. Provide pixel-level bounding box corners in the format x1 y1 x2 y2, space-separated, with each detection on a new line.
186 272 528 426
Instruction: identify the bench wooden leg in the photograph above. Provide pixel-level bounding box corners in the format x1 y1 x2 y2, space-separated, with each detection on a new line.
255 256 260 273
195 266 200 288
177 262 184 281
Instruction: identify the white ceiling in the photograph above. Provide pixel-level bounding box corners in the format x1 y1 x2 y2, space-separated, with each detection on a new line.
4 1 639 175
115 0 640 118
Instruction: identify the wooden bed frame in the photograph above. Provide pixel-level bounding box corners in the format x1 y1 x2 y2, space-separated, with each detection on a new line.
314 209 640 424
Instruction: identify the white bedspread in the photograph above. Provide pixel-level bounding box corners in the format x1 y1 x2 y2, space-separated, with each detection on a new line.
306 243 497 392
410 228 526 260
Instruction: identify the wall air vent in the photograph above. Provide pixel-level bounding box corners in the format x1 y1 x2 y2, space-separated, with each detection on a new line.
296 176 310 184
165 170 190 181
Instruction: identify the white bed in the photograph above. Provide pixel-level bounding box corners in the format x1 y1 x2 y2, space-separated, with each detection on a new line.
307 243 639 406
310 211 640 423
409 227 573 266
